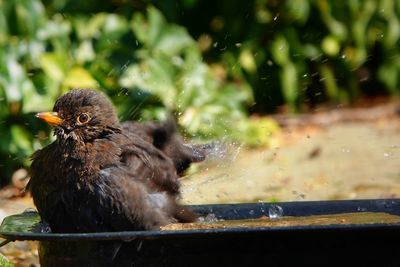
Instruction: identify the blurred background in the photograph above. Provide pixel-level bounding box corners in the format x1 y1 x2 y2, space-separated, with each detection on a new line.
0 0 400 185
1 0 400 264
0 0 400 193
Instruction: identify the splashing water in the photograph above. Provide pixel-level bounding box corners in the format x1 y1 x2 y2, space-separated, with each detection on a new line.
268 204 284 219
198 213 220 223
181 141 243 196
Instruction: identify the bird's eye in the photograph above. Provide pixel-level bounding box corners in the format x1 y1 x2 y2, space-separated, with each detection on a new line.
77 113 90 124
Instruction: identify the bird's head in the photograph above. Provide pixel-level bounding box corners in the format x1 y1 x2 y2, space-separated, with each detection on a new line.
36 89 121 143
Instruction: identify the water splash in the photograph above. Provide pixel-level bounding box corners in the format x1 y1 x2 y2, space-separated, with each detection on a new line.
268 204 283 219
198 213 220 223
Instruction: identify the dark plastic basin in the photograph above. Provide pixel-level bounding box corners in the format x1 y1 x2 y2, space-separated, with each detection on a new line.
1 199 400 266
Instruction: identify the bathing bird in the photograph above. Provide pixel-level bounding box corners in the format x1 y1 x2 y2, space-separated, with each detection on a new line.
29 89 203 232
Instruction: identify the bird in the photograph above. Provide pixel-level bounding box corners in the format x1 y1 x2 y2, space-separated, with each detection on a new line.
121 120 208 176
28 89 203 233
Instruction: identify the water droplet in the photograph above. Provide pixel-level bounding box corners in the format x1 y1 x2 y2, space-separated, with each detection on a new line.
40 222 51 233
136 241 143 252
198 213 219 222
268 205 283 219
23 208 37 214
341 148 350 153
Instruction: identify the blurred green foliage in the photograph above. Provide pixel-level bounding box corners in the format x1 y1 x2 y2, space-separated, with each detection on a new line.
1 0 400 184
158 0 400 112
0 0 277 184
0 252 13 267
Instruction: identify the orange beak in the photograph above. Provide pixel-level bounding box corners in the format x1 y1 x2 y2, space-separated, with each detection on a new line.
35 112 63 126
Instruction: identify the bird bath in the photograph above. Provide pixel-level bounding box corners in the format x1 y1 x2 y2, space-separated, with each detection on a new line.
1 199 400 266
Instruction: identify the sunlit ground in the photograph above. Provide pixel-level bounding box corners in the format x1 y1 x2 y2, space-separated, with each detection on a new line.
1 102 400 266
182 117 400 204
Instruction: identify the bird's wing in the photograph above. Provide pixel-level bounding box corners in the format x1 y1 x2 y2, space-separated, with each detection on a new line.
61 167 176 231
29 143 80 232
118 137 181 197
121 120 207 175
94 167 197 228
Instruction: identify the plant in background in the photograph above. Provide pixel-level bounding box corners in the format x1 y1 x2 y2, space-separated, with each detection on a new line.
169 0 400 112
0 1 277 184
2 0 400 185
120 7 277 143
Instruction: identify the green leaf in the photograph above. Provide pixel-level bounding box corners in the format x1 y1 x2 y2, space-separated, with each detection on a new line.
280 62 298 110
63 67 99 89
0 253 13 267
103 14 128 36
75 40 95 64
37 14 71 40
319 64 339 100
74 14 106 40
232 117 280 147
178 63 216 108
39 53 66 82
0 52 38 104
378 62 399 93
22 92 54 113
286 0 310 24
271 35 290 65
321 36 340 56
155 25 194 56
132 6 165 47
2 55 24 102
120 56 177 109
384 17 400 47
146 6 166 48
0 7 9 44
10 125 32 155
131 13 148 45
15 0 46 36
239 49 257 73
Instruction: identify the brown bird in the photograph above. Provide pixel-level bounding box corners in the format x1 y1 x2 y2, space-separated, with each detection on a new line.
121 120 207 176
28 89 202 233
